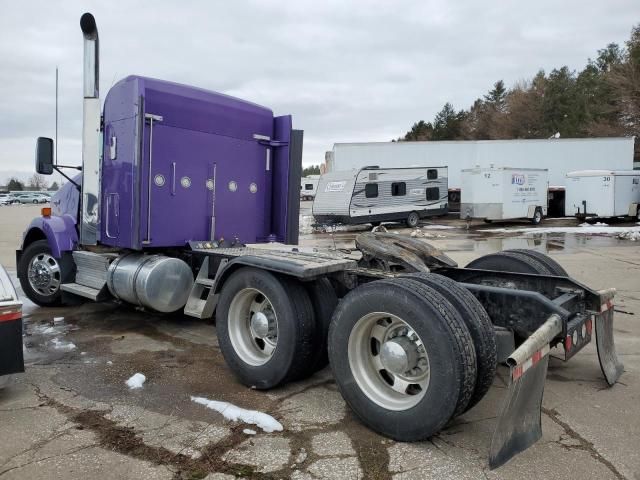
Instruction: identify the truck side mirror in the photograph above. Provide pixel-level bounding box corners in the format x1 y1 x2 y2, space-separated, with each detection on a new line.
36 137 54 175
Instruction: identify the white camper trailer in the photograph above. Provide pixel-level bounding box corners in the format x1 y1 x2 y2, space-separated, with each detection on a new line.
313 166 448 227
300 176 320 200
461 167 549 224
565 170 640 220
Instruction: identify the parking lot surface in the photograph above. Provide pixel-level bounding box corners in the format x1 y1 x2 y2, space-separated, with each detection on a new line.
1 204 638 479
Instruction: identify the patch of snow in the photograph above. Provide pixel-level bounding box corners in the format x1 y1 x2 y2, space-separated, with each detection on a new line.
410 229 445 239
126 373 146 389
579 222 608 227
618 231 640 241
485 225 640 236
422 224 456 230
243 429 257 435
53 317 64 324
80 351 87 356
107 361 113 365
299 215 315 235
191 396 283 433
32 324 63 335
50 338 76 351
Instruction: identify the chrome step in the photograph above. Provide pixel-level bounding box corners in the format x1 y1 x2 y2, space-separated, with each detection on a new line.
60 282 107 301
183 257 222 319
72 251 116 290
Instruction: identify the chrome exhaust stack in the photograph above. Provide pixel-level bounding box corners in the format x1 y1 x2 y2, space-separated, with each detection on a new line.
80 13 101 245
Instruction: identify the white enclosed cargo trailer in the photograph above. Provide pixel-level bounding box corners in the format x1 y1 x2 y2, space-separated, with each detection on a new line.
461 167 548 223
565 170 640 220
313 166 448 226
326 138 635 189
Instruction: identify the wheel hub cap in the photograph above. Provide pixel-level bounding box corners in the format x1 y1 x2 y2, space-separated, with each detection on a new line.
228 288 278 366
250 311 270 339
379 337 418 375
27 253 61 296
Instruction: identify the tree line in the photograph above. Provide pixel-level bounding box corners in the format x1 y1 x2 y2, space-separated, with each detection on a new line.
397 24 640 160
5 174 59 191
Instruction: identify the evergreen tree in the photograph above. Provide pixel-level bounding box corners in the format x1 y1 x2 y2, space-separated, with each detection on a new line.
484 80 507 113
432 103 466 140
7 178 24 191
403 120 433 141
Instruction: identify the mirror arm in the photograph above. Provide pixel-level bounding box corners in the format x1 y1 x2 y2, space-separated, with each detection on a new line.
53 165 82 191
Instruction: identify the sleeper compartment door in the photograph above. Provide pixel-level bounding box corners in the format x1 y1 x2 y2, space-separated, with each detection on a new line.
141 124 212 246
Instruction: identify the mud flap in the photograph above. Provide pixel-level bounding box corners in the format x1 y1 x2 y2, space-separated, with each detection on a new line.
489 314 562 469
596 289 624 386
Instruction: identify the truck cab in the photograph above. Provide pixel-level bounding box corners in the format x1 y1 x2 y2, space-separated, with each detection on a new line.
18 13 302 308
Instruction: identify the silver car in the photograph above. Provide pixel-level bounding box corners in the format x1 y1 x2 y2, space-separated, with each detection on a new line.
13 193 48 204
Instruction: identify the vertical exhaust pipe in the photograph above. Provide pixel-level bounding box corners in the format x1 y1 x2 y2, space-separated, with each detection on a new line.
80 13 101 245
80 13 99 98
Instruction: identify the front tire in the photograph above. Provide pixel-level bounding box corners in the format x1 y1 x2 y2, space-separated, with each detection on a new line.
216 267 316 389
17 240 73 306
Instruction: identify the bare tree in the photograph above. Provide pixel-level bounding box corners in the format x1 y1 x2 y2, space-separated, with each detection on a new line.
28 173 48 191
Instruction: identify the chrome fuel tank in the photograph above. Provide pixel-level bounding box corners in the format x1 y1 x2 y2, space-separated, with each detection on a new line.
107 254 193 312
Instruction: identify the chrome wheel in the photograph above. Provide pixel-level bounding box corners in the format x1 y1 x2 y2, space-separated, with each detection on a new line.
27 253 61 297
348 312 430 411
228 288 278 366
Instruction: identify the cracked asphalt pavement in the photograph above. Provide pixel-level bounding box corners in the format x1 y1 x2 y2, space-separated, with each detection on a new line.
0 204 638 479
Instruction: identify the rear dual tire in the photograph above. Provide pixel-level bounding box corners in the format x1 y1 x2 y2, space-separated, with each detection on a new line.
217 267 316 389
400 272 497 412
466 249 567 276
328 278 477 441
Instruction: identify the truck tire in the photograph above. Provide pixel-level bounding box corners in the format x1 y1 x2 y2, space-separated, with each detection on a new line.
502 249 568 276
216 267 316 389
17 240 74 306
301 278 338 376
328 278 476 440
406 211 419 228
531 208 543 225
400 272 496 413
466 251 553 275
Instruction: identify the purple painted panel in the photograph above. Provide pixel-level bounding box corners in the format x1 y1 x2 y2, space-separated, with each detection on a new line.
23 215 78 258
100 77 142 248
100 75 279 248
139 125 271 246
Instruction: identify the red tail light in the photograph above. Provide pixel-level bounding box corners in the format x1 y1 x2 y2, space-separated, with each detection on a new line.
0 306 22 322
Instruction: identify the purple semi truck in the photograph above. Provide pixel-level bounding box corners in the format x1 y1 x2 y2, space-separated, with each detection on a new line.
16 13 624 468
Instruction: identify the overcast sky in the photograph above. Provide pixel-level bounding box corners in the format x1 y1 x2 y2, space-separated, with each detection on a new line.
0 0 638 177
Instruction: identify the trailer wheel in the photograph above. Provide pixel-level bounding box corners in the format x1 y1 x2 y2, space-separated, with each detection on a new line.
217 267 316 389
466 251 553 275
531 208 543 225
328 278 476 440
17 240 74 306
400 272 496 413
502 249 568 276
406 211 419 228
301 278 338 376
